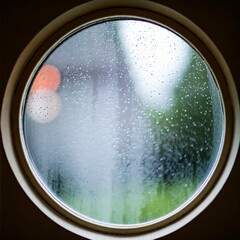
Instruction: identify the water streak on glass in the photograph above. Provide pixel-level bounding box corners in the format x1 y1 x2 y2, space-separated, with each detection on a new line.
23 20 224 224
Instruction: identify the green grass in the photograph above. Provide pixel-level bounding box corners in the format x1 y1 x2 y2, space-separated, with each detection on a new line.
139 181 197 222
58 180 198 224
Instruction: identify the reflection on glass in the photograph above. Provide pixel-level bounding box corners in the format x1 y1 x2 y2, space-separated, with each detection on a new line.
23 20 223 224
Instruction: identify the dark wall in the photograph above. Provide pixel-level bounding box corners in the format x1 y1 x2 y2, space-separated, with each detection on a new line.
1 0 239 239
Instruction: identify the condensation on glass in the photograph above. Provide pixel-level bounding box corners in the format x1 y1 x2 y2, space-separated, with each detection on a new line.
22 20 224 225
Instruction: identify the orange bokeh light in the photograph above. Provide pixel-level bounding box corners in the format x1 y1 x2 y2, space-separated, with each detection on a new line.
31 64 61 92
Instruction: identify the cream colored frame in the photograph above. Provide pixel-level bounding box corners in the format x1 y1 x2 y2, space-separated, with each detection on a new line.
1 0 239 239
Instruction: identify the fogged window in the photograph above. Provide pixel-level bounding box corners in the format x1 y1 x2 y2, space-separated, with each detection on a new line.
23 20 223 224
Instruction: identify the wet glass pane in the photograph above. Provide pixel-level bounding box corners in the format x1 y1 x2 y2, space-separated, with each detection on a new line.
22 20 224 224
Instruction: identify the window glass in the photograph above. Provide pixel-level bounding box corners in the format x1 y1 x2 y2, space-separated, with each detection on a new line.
23 20 224 225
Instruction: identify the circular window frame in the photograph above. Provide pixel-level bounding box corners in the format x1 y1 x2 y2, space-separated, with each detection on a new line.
1 0 239 239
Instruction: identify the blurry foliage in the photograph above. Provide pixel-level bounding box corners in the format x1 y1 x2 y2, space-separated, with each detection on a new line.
144 50 214 187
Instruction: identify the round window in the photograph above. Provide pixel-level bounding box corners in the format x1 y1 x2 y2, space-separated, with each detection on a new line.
2 1 239 239
23 19 223 225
